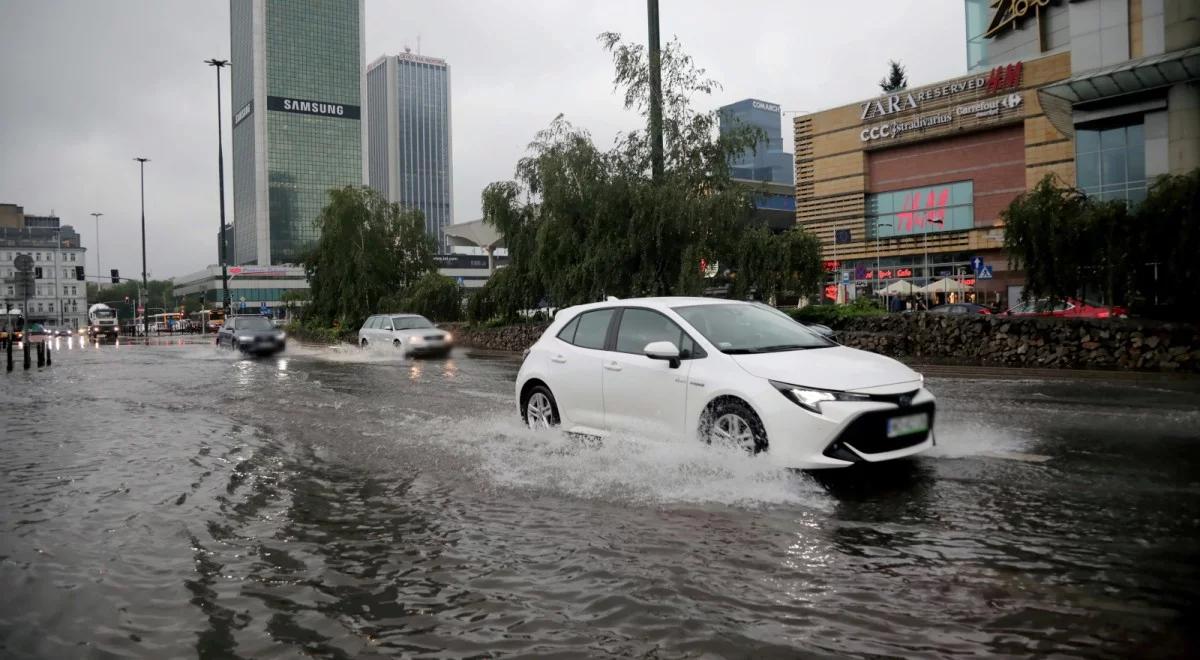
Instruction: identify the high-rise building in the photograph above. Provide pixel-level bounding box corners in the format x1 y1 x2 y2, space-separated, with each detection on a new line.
366 52 454 251
229 0 366 266
719 98 794 185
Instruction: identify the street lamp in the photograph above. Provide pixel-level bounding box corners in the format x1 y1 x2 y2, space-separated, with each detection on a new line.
89 212 102 291
923 216 945 309
205 58 232 317
875 220 892 309
134 157 150 337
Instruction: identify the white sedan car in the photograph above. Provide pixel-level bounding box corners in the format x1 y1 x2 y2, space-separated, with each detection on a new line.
515 297 934 469
358 313 453 357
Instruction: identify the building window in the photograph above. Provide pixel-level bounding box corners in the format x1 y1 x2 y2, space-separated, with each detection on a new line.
1076 120 1146 205
866 181 974 239
48 303 54 312
964 0 990 70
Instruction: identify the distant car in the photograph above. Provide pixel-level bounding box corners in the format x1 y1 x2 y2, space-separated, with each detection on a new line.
54 329 73 337
1005 298 1128 319
25 323 49 338
216 314 287 356
358 313 453 357
928 303 992 316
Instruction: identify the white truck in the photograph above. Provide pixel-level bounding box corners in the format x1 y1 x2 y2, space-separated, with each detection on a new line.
88 303 119 340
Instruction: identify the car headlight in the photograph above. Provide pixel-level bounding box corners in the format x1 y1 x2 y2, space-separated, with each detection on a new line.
771 381 869 414
443 333 453 343
275 332 286 340
409 335 424 343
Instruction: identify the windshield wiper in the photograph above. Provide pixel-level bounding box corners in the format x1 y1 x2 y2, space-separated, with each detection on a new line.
721 348 758 354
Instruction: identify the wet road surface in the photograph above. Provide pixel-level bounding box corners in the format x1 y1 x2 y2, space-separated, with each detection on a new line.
2 336 1199 658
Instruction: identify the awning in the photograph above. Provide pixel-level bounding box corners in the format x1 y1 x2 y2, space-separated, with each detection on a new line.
917 277 973 295
1038 46 1200 137
444 218 505 251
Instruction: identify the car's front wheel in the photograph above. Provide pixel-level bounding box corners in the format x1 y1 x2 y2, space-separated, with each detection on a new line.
702 399 767 454
360 338 368 349
522 385 560 430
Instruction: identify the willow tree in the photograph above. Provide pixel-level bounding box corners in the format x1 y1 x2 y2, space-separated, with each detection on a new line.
478 33 821 313
303 186 435 328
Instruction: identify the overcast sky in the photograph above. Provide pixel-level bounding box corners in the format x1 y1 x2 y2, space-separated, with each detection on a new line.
0 0 966 280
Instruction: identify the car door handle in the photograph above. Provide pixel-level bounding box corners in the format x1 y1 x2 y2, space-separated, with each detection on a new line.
604 362 622 371
551 354 567 364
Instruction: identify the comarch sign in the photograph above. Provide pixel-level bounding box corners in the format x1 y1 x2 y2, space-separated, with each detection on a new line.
751 100 781 113
266 96 361 120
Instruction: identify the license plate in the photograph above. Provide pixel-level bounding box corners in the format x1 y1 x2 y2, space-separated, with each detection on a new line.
887 412 929 438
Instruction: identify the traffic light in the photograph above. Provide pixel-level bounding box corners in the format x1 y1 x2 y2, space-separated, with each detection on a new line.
75 266 85 281
110 268 120 284
34 266 43 279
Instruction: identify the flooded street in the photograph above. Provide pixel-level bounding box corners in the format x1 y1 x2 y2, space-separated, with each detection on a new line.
2 337 1199 658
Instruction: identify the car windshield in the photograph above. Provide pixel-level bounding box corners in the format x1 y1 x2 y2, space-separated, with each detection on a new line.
673 303 834 354
237 317 273 331
393 316 433 330
94 309 115 318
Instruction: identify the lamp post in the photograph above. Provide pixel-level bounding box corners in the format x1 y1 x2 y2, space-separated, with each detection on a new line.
134 157 150 337
875 220 891 309
90 212 102 291
205 58 232 317
647 0 663 182
923 217 944 309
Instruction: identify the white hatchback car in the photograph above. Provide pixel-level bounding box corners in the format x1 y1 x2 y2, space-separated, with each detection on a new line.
515 297 934 469
358 313 453 357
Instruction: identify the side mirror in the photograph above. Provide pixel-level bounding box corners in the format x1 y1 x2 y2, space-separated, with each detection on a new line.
644 341 681 368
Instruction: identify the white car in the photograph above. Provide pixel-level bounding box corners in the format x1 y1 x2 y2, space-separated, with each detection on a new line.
515 297 934 469
358 313 453 357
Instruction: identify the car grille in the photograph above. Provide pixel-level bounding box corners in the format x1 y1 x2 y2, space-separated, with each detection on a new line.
824 401 935 458
863 389 920 407
424 335 443 341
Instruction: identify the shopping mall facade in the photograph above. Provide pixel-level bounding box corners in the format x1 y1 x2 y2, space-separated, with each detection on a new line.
795 0 1199 307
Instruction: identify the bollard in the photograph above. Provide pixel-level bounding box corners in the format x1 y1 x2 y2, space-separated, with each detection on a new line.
23 340 31 370
37 342 45 367
45 341 51 367
6 335 12 372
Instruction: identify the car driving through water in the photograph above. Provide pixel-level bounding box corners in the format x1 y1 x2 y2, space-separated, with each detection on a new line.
215 314 287 356
515 297 934 469
357 313 453 357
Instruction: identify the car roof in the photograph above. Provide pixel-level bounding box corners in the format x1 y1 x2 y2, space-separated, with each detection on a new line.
379 313 427 317
558 296 742 316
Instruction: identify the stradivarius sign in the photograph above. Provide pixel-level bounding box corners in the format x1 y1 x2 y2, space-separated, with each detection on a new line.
267 96 361 120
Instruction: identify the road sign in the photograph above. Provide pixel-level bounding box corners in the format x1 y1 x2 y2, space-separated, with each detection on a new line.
970 256 985 273
977 264 994 279
13 254 32 271
455 276 465 285
835 229 852 245
260 303 268 314
841 271 851 283
854 265 867 280
137 306 145 313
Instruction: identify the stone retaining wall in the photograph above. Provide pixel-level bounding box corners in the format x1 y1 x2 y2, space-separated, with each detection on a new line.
443 316 1200 373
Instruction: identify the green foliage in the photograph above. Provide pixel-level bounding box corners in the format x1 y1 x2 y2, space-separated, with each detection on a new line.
1003 170 1199 317
729 226 825 302
302 186 436 329
285 318 355 345
790 297 886 326
478 33 822 312
879 60 907 92
402 272 463 322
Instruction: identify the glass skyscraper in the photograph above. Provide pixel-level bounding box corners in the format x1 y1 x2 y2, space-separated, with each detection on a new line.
230 0 365 265
366 52 453 251
718 98 794 185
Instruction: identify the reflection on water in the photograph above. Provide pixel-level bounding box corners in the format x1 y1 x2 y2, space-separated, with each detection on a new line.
1 339 1198 657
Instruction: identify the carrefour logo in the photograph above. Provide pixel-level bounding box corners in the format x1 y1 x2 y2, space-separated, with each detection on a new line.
267 96 361 120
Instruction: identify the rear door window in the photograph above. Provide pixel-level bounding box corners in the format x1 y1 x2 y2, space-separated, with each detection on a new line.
556 315 580 344
571 309 615 350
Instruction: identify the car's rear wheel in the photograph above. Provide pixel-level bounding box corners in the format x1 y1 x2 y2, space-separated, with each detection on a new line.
522 385 560 430
702 399 767 454
360 338 368 349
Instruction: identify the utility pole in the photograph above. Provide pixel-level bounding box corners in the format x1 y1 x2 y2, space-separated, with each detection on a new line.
135 157 150 337
647 0 664 182
90 212 102 291
205 58 232 317
923 217 944 309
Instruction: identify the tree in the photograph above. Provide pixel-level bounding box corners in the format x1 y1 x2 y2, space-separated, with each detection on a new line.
879 60 907 92
1136 169 1200 315
403 272 463 322
1003 175 1098 303
302 186 436 328
475 33 821 318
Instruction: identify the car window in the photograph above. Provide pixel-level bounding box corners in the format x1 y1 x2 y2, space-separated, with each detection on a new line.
949 305 967 315
556 315 580 344
393 316 433 330
224 318 235 330
238 316 273 331
673 303 833 353
379 317 395 330
572 309 615 350
615 308 687 355
929 306 950 314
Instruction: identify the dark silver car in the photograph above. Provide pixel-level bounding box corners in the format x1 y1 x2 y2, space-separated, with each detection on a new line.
216 315 287 356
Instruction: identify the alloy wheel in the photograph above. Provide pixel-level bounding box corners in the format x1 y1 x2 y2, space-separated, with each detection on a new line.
526 392 555 429
711 413 757 452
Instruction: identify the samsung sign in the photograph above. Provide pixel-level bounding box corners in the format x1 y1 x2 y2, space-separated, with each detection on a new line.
266 96 360 120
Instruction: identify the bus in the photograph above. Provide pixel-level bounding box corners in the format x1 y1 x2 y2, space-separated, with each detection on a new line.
1 308 25 344
189 309 226 333
133 312 186 334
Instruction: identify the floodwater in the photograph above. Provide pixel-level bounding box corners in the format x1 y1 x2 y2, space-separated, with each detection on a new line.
2 336 1199 658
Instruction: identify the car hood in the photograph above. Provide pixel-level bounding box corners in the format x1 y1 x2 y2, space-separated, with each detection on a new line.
235 329 281 339
393 328 445 338
730 346 921 392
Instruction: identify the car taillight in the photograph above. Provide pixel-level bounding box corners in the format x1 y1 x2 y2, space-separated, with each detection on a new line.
1097 311 1109 318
